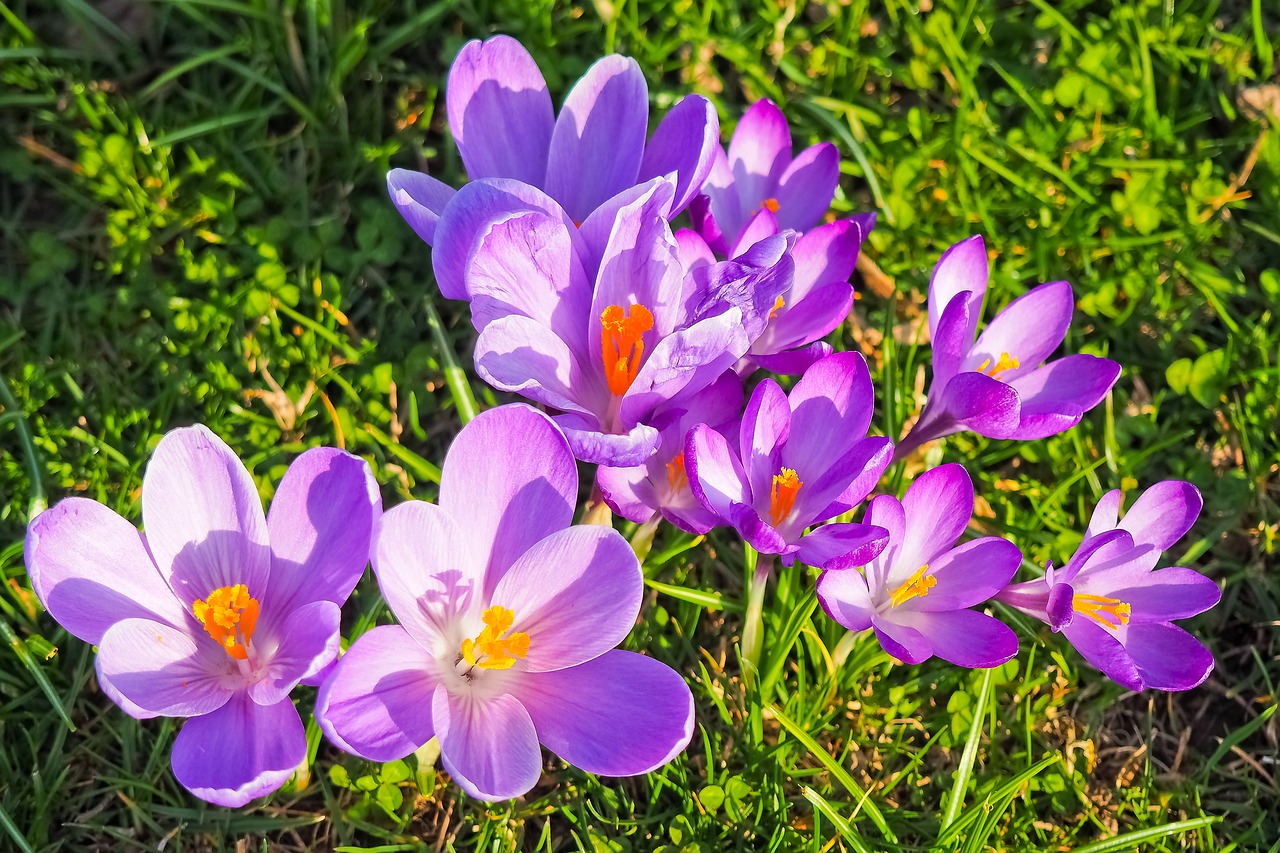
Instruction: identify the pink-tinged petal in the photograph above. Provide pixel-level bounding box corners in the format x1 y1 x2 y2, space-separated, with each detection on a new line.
1123 622 1214 691
263 447 379 617
315 625 438 761
372 501 481 649
545 55 648 222
1083 489 1123 544
467 211 593 353
578 178 676 274
750 343 834 376
247 600 340 705
888 464 974 583
674 227 716 274
796 522 888 571
25 498 185 645
433 178 578 301
862 494 906 592
172 693 307 808
553 413 662 467
790 218 868 301
686 423 750 523
794 436 893 527
727 208 780 258
911 537 1022 612
520 650 693 776
725 99 792 216
474 314 602 415
141 425 271 607
783 352 875 476
435 687 541 801
492 526 641 672
930 291 975 388
97 618 236 717
386 169 456 248
773 142 839 233
735 502 795 556
816 568 874 631
1006 354 1121 439
927 235 987 345
1060 619 1143 691
639 94 719 215
871 613 932 665
893 609 1018 669
446 36 554 186
936 371 1021 437
595 464 658 524
740 379 791 509
757 281 853 353
965 281 1073 382
1119 481 1202 552
1111 567 1220 623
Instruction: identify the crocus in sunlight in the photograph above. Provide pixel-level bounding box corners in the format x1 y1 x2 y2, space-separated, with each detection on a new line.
894 235 1121 460
690 98 840 256
816 464 1021 668
996 481 1219 691
24 426 380 806
430 176 793 466
387 35 718 244
684 352 892 569
315 405 694 801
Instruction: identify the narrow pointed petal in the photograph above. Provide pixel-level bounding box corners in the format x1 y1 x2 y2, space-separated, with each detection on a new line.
861 494 907 592
639 94 720 215
796 522 888 571
25 498 185 644
816 568 874 631
1006 354 1120 439
387 169 457 247
1112 567 1220 622
790 218 867 302
685 423 750 524
909 537 1021 611
521 651 694 776
728 208 780 258
773 142 839 233
927 235 987 345
1119 481 1202 551
1061 619 1143 690
930 292 975 388
172 693 307 808
750 342 834 376
966 281 1073 382
446 36 554 186
894 609 1018 668
740 379 791 508
1083 490 1123 544
435 688 542 801
97 618 236 717
545 55 649 222
315 625 439 761
1124 622 1214 691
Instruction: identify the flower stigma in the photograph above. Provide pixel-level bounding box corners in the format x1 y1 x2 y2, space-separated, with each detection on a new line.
889 564 936 608
600 303 655 396
762 197 780 214
458 606 530 674
769 295 785 319
769 468 803 527
666 451 688 493
193 584 260 660
1072 593 1131 629
978 352 1020 379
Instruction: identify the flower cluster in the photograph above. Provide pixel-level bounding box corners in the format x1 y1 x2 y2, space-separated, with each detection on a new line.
23 36 1220 810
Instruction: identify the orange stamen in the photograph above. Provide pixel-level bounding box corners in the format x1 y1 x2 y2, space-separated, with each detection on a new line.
769 468 803 527
666 452 688 493
762 197 780 213
192 584 260 660
888 564 936 608
460 606 530 671
977 352 1020 379
600 303 654 396
1072 593 1131 629
769 295 785 319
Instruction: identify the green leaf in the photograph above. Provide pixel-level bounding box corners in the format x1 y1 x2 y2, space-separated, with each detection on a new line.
699 784 724 813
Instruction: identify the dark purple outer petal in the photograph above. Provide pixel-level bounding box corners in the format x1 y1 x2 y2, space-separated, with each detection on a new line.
386 169 457 247
894 609 1018 669
685 423 750 525
638 94 720 216
795 522 888 571
1006 354 1121 439
750 342 834 376
1108 567 1221 623
786 217 868 302
907 536 1021 612
1060 619 1143 690
1122 622 1215 691
936 371 1022 438
871 614 933 665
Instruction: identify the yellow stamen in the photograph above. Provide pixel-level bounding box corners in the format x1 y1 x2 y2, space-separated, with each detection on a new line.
769 468 803 527
459 606 530 671
600 303 654 396
666 452 688 493
192 584 260 660
1073 593 1131 629
889 564 936 608
769 295 785 319
977 352 1020 379
762 197 780 213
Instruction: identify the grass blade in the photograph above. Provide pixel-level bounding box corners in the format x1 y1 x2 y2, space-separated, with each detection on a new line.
940 666 994 829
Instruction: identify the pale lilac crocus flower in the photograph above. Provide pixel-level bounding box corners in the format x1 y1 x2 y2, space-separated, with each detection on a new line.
690 98 840 256
685 352 892 569
894 235 1121 460
316 405 694 801
24 426 380 806
816 464 1020 668
432 176 792 466
388 35 718 245
996 481 1219 691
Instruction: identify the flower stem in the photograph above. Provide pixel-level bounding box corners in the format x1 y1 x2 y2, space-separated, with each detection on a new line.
740 551 773 690
628 517 661 562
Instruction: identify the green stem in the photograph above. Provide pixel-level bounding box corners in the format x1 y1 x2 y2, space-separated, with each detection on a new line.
422 297 479 425
831 628 860 671
740 552 773 689
628 517 661 563
0 370 46 518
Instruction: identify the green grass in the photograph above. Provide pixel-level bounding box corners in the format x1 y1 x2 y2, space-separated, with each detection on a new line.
2 0 1278 849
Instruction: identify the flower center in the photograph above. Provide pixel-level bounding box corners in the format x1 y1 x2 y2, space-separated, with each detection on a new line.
459 606 530 672
769 467 803 527
666 451 688 493
600 303 654 396
193 584 259 660
889 564 936 608
769 295 785 319
978 352 1020 379
762 197 780 213
1072 593 1131 629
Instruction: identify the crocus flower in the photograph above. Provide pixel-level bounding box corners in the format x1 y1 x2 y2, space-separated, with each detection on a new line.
685 352 892 569
816 464 1020 668
894 235 1121 459
387 35 718 245
315 404 694 801
431 175 792 466
24 426 380 806
690 98 839 256
996 481 1219 691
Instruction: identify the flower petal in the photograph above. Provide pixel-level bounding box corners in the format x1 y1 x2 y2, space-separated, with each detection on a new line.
966 281 1073 381
893 609 1018 669
686 423 750 524
888 464 974 585
792 436 893 527
172 693 307 808
553 413 661 467
638 94 720 215
740 378 791 509
1111 567 1220 623
520 650 693 776
927 235 987 345
492 526 642 672
871 614 932 665
1119 481 1202 552
1083 489 1123 544
790 217 869 302
796 522 888 571
1006 354 1121 439
474 314 602 415
936 371 1021 438
724 99 792 228
815 568 874 631
750 342 834 376
1060 619 1142 691
756 281 853 354
386 168 457 247
577 178 675 276
25 498 185 644
782 352 875 476
97 618 236 717
1123 622 1215 691
446 36 554 186
435 687 542 801
315 625 440 761
595 464 658 524
773 142 839 233
247 600 340 705
910 537 1022 612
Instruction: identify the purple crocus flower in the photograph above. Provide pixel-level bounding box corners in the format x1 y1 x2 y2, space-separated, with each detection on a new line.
996 481 1220 691
315 404 694 801
24 426 380 806
685 352 892 569
895 235 1121 459
690 98 839 256
387 35 718 245
816 464 1020 668
431 175 792 466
